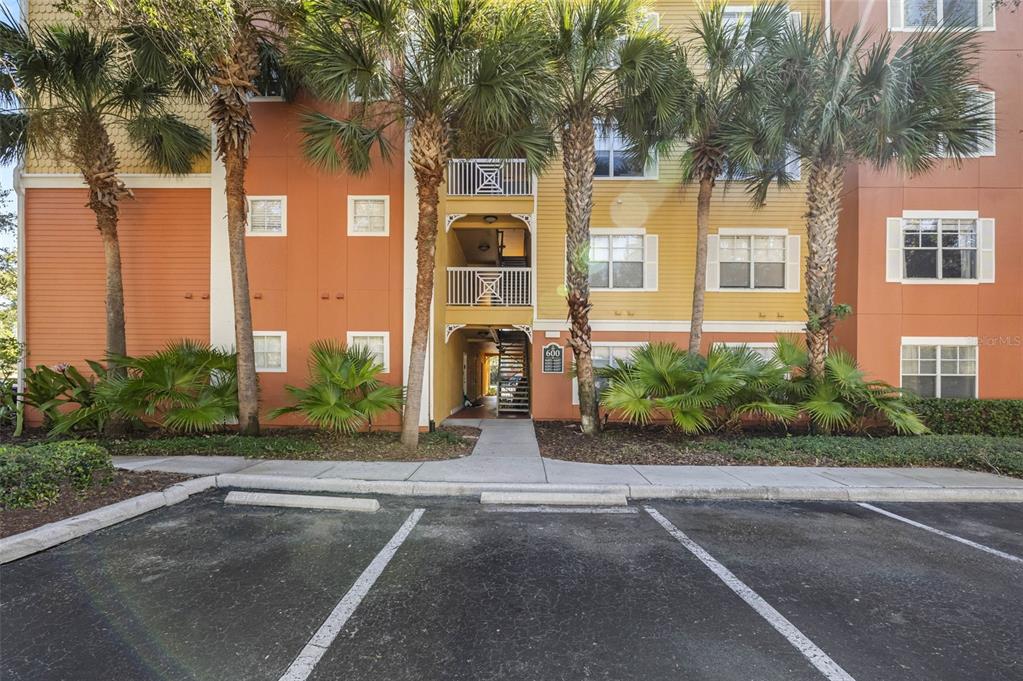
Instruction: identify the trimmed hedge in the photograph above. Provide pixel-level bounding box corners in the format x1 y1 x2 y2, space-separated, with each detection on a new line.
914 399 1023 437
698 434 1023 478
0 441 113 509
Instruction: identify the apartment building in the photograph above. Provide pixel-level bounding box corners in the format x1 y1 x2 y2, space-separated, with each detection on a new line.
830 0 1022 400
16 0 1019 430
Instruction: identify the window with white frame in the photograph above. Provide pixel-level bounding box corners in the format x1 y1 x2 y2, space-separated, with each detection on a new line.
347 196 389 236
714 342 777 362
718 148 802 182
253 332 286 372
890 0 995 30
348 332 389 372
247 197 286 236
886 214 994 283
594 124 655 178
572 344 641 404
901 341 977 398
587 230 658 290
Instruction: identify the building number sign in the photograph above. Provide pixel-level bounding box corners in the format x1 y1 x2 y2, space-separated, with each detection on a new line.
542 343 564 374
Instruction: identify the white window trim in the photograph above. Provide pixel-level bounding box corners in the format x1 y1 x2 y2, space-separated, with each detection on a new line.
708 228 801 293
889 0 996 31
571 341 647 405
246 196 287 237
347 331 391 373
899 337 979 398
887 212 994 285
588 228 656 292
253 331 287 373
347 195 391 237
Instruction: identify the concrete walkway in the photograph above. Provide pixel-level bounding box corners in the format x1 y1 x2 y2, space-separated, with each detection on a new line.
112 419 1023 502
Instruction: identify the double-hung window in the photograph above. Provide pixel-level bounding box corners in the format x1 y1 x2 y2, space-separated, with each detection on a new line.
886 213 994 283
901 340 977 398
347 196 389 236
890 0 995 29
594 125 655 179
707 229 800 291
247 197 286 236
572 344 641 404
253 332 286 372
590 234 642 289
348 331 390 373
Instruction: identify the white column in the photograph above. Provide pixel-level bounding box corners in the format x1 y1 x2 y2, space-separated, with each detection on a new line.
209 129 235 350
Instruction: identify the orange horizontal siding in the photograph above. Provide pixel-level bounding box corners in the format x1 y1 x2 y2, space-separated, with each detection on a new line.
25 188 211 369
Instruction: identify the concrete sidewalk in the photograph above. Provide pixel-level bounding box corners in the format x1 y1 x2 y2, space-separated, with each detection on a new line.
113 419 1023 502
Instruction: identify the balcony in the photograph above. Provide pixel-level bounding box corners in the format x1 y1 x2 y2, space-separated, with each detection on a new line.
447 267 531 307
447 159 532 196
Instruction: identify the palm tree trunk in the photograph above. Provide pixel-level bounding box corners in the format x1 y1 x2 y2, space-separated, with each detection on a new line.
223 141 260 435
688 175 715 355
804 161 845 377
562 116 599 435
211 34 260 435
400 117 447 451
79 125 131 436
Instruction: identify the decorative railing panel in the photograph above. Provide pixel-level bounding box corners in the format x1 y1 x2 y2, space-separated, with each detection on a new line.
447 267 531 306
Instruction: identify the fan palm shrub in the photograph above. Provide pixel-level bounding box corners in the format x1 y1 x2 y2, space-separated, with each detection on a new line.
740 20 990 376
542 0 689 435
676 3 791 354
0 17 208 401
270 341 402 434
600 343 795 433
773 337 927 435
287 0 556 449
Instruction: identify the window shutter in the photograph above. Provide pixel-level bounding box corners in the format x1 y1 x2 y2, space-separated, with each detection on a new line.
788 10 802 27
978 218 995 282
980 0 995 28
644 154 659 179
643 235 658 291
886 218 903 282
706 234 720 291
889 0 902 28
785 235 801 292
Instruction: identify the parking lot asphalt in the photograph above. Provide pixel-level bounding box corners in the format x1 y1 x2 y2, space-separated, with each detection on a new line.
2 493 1021 681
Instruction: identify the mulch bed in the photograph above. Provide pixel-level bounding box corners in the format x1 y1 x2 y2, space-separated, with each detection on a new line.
281 427 481 461
534 421 739 465
1 471 192 539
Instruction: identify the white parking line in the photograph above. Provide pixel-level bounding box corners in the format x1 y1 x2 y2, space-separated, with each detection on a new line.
277 508 425 681
644 507 856 681
858 503 1023 565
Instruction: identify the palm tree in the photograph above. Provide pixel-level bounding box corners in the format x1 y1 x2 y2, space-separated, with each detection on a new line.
288 0 556 450
677 3 790 354
542 0 687 435
0 19 208 390
95 0 294 435
745 20 990 376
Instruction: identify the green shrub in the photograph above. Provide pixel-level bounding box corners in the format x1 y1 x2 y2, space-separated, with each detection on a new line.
23 341 238 436
599 339 926 435
913 399 1023 437
0 440 113 509
270 340 403 433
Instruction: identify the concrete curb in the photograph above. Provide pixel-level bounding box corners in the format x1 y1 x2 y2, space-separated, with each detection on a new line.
0 476 218 564
4 471 1021 564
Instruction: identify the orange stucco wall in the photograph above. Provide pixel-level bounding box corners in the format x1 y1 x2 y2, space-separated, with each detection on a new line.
832 0 1023 398
24 187 211 369
245 100 405 426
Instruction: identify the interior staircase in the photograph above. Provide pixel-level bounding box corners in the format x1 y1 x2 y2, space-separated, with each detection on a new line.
496 330 530 416
499 255 528 268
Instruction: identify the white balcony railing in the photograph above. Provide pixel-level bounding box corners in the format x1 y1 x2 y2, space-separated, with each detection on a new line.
447 267 531 307
447 159 532 196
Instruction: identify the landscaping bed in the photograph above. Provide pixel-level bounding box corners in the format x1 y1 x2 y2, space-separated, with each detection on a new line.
535 421 1023 478
103 426 480 462
1 470 191 538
